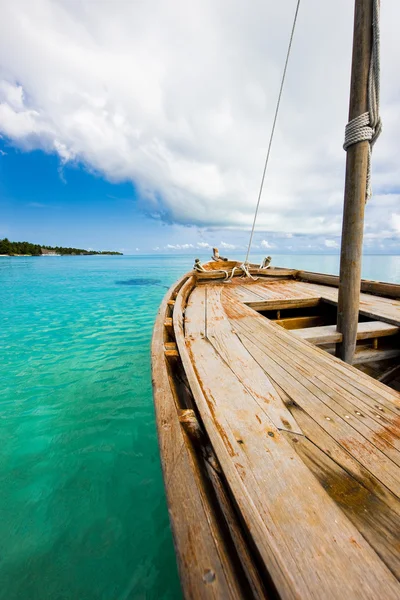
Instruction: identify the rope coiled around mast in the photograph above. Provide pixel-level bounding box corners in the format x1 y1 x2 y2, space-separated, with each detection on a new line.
343 0 382 202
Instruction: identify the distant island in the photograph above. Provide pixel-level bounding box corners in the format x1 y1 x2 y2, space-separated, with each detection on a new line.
0 238 123 256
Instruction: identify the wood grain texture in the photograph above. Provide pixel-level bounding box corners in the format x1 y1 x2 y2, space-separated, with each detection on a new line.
297 270 400 300
296 281 400 326
175 280 400 598
205 285 302 434
293 320 399 345
154 271 400 598
152 276 247 599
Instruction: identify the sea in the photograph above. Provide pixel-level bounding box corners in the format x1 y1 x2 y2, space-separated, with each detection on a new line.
0 253 399 600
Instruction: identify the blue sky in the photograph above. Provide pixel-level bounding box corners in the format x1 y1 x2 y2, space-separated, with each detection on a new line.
0 137 154 253
0 137 258 255
0 0 399 256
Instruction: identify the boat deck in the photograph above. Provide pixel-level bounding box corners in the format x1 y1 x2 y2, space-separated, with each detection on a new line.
154 275 400 598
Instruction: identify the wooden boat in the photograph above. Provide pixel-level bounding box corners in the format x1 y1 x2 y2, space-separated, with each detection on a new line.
152 2 400 597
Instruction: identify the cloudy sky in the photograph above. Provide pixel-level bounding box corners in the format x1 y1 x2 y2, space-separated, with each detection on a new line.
0 0 399 255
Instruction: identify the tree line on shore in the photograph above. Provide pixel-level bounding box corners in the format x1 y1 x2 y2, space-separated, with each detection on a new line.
0 238 123 256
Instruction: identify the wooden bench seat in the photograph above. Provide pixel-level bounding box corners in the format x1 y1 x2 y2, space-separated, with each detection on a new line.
292 320 399 345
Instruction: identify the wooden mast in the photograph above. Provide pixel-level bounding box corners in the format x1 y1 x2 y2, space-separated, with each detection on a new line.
336 0 374 364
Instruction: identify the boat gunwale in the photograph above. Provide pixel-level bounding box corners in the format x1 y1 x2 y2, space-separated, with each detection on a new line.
152 265 400 599
151 273 254 599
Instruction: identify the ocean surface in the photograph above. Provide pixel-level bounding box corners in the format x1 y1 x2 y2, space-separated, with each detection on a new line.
0 253 399 600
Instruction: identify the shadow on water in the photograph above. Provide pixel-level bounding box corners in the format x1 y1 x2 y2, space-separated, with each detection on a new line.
115 278 162 286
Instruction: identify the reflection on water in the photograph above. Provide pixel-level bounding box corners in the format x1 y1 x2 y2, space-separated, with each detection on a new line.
115 278 162 286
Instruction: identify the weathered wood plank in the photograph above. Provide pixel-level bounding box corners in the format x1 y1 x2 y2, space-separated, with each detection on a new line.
164 317 174 337
185 286 206 338
221 295 400 454
152 276 246 599
173 280 400 597
353 348 400 365
292 320 399 345
223 290 400 410
296 281 400 326
233 323 400 495
293 324 343 344
226 305 400 448
275 385 400 516
297 270 400 299
158 273 400 597
274 315 324 330
246 297 321 312
205 285 302 434
185 333 400 598
164 341 179 358
282 429 400 579
353 321 400 339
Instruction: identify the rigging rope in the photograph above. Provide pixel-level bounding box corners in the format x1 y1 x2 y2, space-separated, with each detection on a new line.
244 0 301 265
343 0 382 201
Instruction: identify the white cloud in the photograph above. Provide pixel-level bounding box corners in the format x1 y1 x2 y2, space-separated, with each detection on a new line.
220 241 235 250
392 213 400 233
260 239 274 249
0 81 24 110
135 247 140 251
324 239 339 249
0 1 399 239
153 246 160 251
165 243 194 250
197 241 211 248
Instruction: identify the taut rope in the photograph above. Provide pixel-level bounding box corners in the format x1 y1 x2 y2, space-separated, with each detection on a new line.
244 0 301 265
343 0 382 201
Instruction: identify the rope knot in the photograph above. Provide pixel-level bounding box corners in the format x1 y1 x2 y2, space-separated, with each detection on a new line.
343 112 374 151
343 0 381 203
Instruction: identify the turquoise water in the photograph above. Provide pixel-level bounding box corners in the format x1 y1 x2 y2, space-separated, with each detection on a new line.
0 254 399 599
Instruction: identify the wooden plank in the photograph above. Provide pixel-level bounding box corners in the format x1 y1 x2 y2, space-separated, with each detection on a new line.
234 322 400 491
184 334 400 598
296 281 400 326
227 285 268 304
275 386 400 516
205 285 302 434
223 297 400 462
292 320 399 345
230 306 400 445
223 289 400 410
353 348 400 365
172 279 400 596
361 280 400 299
282 429 400 579
246 297 321 312
227 280 320 306
249 282 297 301
153 277 248 598
185 286 206 338
293 324 343 344
274 315 324 330
297 270 400 299
164 317 174 337
167 446 245 599
356 321 399 339
164 342 179 358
